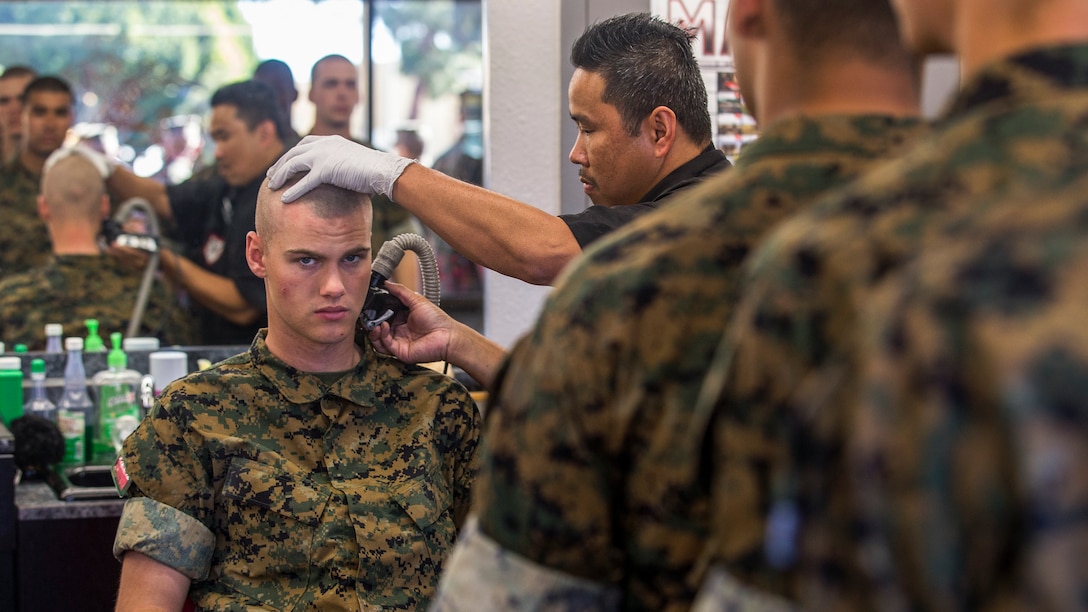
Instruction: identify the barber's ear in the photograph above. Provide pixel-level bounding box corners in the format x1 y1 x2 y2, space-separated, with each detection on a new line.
256 119 276 144
246 231 267 278
647 106 678 158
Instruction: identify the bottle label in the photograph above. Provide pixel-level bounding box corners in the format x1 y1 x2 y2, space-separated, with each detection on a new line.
95 383 141 464
58 409 86 465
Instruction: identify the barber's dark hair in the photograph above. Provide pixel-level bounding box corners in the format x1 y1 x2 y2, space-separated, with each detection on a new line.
20 75 73 104
774 0 907 63
211 80 290 143
571 12 711 144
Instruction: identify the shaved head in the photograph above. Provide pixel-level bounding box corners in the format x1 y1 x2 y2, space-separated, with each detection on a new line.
255 174 372 245
41 154 106 225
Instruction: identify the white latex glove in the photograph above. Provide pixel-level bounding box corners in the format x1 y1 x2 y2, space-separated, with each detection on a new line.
43 143 117 179
267 134 415 203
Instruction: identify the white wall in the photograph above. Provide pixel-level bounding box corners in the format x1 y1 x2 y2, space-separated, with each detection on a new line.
483 0 649 348
481 1 563 347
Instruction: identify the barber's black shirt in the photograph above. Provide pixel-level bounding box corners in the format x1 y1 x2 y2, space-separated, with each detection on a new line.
166 173 268 345
560 145 731 248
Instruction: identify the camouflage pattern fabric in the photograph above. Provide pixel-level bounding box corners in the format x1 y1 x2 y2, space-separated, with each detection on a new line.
445 114 925 611
0 254 197 349
0 160 52 278
848 177 1088 609
693 43 1088 607
113 331 480 611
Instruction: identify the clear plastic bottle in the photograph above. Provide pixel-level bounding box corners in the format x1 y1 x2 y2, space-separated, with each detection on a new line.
24 358 56 423
57 337 95 466
90 333 142 464
44 323 64 353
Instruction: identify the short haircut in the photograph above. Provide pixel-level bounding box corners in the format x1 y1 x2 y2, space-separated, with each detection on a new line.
571 12 712 144
1 65 36 81
774 0 907 64
255 174 371 243
41 154 105 226
20 75 73 104
210 80 290 143
310 54 354 84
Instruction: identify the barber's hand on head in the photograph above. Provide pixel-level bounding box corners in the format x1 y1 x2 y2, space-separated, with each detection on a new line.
367 281 455 364
267 135 415 203
43 143 117 179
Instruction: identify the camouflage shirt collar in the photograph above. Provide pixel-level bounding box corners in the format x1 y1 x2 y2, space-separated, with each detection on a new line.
733 114 924 170
247 329 384 405
947 43 1088 119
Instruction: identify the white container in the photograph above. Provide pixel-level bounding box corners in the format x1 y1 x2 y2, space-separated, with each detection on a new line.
148 351 189 396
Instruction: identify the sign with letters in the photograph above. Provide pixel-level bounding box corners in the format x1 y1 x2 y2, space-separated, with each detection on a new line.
651 0 758 157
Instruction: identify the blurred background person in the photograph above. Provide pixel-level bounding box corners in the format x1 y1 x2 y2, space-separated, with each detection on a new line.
0 75 74 278
0 149 193 349
308 53 422 291
0 65 36 166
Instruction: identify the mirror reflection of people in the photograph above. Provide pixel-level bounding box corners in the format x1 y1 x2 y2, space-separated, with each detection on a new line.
0 149 194 349
112 174 481 611
0 65 36 166
107 80 287 345
0 75 74 277
269 14 732 286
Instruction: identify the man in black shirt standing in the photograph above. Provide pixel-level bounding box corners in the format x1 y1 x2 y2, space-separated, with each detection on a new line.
108 80 288 345
269 13 731 286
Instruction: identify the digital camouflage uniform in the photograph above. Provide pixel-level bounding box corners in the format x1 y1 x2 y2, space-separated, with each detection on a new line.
0 160 52 278
848 176 1088 610
692 43 1088 608
0 254 196 349
113 331 481 611
433 114 925 611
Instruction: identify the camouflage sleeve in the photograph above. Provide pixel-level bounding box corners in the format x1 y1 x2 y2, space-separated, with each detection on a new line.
112 497 216 580
431 515 621 611
112 390 218 577
850 203 1088 609
430 377 482 528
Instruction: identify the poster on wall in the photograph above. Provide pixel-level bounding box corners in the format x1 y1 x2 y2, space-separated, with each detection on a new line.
650 0 758 158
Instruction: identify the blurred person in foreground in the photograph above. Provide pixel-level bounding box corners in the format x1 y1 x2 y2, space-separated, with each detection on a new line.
690 0 1088 608
369 4 924 608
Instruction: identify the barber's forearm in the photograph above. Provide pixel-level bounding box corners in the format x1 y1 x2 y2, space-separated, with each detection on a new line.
446 322 506 391
391 164 581 285
107 167 173 223
160 250 262 326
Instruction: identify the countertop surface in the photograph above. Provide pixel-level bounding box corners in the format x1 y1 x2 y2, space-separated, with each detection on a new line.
16 479 125 521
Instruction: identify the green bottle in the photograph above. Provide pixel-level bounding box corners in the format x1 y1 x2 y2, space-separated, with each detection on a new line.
84 319 105 353
90 333 142 464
